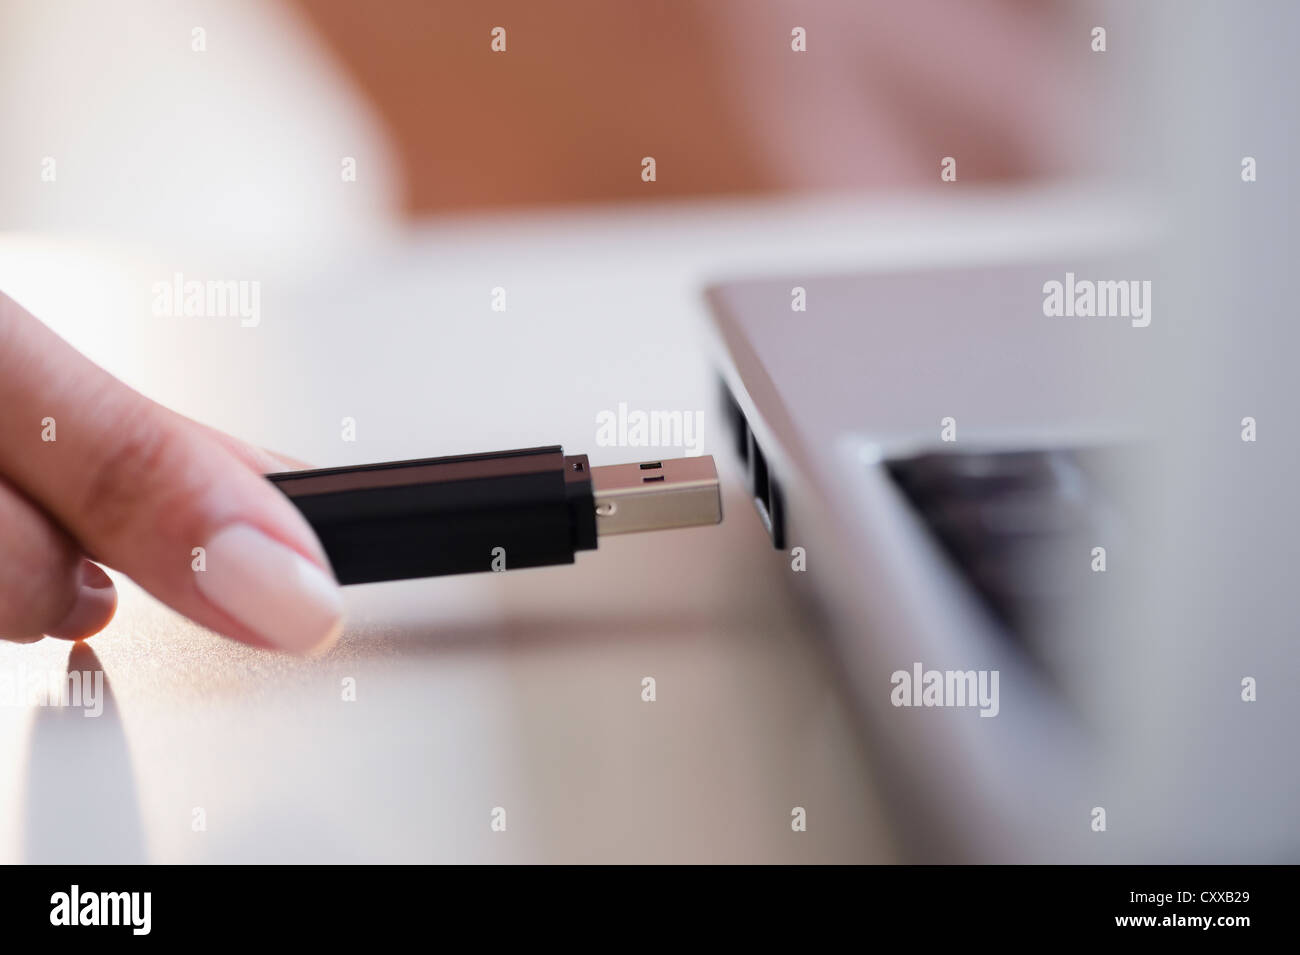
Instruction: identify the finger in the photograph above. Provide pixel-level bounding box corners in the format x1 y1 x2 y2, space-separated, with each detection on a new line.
44 560 118 640
188 419 313 473
0 475 85 641
0 291 343 654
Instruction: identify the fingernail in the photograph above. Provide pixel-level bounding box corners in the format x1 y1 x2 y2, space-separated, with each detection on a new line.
195 524 344 653
45 560 118 640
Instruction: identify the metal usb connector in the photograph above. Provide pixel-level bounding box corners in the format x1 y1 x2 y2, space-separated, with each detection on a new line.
591 457 723 536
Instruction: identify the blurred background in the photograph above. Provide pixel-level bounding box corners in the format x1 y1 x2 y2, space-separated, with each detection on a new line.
1 0 1107 234
0 0 1137 462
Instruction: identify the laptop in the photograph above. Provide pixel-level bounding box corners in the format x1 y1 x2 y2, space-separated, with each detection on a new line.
702 0 1300 864
708 252 1300 861
706 260 1156 861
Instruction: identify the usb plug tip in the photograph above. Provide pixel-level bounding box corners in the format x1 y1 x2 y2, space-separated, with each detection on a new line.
591 456 723 535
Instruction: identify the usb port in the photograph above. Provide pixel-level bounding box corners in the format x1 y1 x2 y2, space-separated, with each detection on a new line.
747 431 784 550
720 379 748 463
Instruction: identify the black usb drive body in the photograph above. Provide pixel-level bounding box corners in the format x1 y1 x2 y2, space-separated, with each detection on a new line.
268 446 721 585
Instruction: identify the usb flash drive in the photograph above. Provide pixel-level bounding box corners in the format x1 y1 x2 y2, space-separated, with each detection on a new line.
267 446 722 584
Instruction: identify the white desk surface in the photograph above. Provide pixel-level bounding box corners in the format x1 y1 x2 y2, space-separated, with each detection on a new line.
0 186 1140 862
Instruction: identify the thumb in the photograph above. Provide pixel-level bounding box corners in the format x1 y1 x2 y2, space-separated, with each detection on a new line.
0 293 343 653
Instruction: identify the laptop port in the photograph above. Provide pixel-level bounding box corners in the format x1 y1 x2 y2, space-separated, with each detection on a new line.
720 379 748 463
747 429 785 550
719 375 785 549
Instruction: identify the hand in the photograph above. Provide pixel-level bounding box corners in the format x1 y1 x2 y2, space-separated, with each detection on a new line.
0 291 343 653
